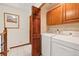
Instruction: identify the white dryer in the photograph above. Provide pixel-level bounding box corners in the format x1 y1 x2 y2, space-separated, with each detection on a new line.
41 33 55 56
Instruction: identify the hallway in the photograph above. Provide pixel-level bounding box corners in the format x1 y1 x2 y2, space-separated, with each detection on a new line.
0 3 42 56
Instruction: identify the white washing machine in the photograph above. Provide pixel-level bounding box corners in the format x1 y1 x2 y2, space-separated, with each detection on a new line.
51 35 79 56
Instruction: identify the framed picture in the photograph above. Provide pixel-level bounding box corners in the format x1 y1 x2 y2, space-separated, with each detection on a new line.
4 13 19 29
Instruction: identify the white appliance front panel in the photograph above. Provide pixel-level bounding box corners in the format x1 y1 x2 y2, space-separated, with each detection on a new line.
42 35 52 56
51 39 79 56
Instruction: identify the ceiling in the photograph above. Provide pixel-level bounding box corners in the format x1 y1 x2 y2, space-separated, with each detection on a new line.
0 3 43 15
0 3 42 10
0 3 59 15
42 3 58 10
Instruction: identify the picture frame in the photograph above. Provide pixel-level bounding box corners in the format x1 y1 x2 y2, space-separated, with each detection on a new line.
4 13 19 29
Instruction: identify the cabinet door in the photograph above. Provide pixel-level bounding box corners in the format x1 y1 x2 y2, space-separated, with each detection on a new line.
51 5 62 25
47 11 52 25
63 3 79 23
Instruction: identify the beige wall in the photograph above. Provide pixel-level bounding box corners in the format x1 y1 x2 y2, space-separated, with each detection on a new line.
41 4 47 33
47 23 79 33
0 4 30 49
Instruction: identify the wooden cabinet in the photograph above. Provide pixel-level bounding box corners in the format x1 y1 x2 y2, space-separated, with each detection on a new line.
47 11 52 25
47 3 79 25
51 5 62 25
63 3 79 23
47 4 62 25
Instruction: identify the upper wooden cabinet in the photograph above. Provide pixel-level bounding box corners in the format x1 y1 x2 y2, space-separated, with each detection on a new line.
47 10 52 25
51 5 62 25
47 4 62 25
63 3 79 23
47 3 79 26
